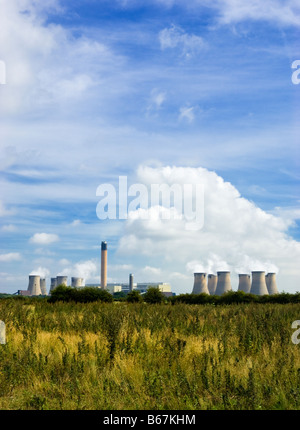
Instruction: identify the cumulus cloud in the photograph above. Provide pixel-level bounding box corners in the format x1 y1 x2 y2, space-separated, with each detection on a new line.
1 224 17 232
0 252 21 262
29 233 60 245
117 165 300 293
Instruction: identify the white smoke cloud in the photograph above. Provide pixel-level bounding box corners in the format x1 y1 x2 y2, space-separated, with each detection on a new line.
29 266 50 278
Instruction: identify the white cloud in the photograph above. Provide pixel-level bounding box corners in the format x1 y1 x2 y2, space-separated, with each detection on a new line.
0 201 15 217
117 165 300 293
1 224 17 232
29 266 50 278
179 106 195 123
70 219 81 227
0 252 21 262
59 259 98 283
159 25 206 57
29 233 60 245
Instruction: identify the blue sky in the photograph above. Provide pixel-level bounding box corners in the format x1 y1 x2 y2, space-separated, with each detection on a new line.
0 0 299 294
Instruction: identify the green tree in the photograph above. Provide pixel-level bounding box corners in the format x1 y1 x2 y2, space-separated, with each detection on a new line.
126 290 143 303
143 287 165 304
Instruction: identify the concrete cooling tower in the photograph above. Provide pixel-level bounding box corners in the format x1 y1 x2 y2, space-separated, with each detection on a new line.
238 274 251 293
28 275 42 296
207 274 217 295
192 273 209 294
56 276 68 286
40 278 47 295
215 272 232 296
266 273 278 295
250 271 269 295
71 277 84 288
50 277 57 292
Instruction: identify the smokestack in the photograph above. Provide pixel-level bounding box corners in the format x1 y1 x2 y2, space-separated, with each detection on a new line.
129 273 134 292
56 276 68 286
71 277 84 288
207 274 218 295
40 278 47 295
215 271 232 295
266 273 278 295
238 274 251 293
50 277 57 292
250 271 269 295
101 241 107 290
28 275 42 296
192 273 209 294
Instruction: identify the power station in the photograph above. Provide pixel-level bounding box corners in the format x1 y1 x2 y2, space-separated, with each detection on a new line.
21 239 280 296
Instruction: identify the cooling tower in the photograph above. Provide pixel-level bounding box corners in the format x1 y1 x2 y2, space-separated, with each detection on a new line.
192 273 209 294
0 321 5 345
238 274 251 293
50 277 57 292
40 278 47 295
266 273 278 295
207 274 218 295
71 277 84 288
56 276 68 286
250 271 269 295
129 273 134 292
101 241 107 289
215 272 232 295
28 275 42 296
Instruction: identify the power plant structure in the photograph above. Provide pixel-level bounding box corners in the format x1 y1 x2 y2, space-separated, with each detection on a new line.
71 277 84 288
50 277 57 292
56 276 68 287
215 271 232 296
266 273 279 295
28 275 42 296
129 273 134 292
40 278 47 295
238 274 251 293
250 271 269 295
192 273 209 294
208 274 218 295
101 241 107 290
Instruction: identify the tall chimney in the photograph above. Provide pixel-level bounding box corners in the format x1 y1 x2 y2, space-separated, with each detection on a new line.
28 275 42 296
215 271 232 295
208 274 218 295
238 274 251 293
192 273 209 294
266 273 278 295
129 273 134 292
101 241 107 289
250 271 269 295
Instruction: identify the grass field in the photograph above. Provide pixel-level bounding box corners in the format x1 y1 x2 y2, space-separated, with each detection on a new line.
0 299 299 410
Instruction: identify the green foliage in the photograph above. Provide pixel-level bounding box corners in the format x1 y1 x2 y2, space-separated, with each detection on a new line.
143 287 165 304
48 285 113 303
126 290 142 303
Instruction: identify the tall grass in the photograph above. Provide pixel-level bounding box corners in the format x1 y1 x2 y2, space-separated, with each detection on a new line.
0 299 299 410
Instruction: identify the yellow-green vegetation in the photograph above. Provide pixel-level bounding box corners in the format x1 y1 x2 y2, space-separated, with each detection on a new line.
0 299 299 410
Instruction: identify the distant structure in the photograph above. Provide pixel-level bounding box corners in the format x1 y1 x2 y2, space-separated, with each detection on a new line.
266 273 278 295
192 273 209 294
215 271 232 296
71 277 84 288
50 277 57 292
101 241 107 290
238 274 251 293
40 278 47 295
56 276 68 287
129 273 134 292
207 274 217 295
27 275 42 296
250 271 269 295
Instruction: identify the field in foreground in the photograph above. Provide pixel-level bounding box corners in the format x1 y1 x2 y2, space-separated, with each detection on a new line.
0 299 299 410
